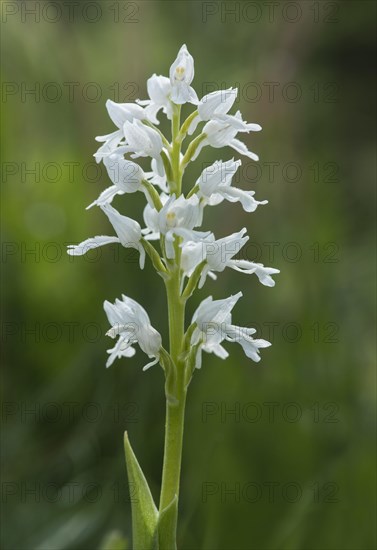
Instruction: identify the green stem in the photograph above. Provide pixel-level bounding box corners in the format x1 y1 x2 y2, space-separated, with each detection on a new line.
171 104 182 195
159 109 187 545
159 264 187 539
159 371 186 513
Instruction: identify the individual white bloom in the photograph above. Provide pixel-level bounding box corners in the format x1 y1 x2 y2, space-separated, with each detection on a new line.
188 88 238 135
191 291 271 368
87 152 145 209
182 229 280 287
123 120 165 176
67 203 145 268
157 194 201 234
197 158 240 197
94 100 145 163
198 228 250 287
137 74 173 123
192 111 261 162
192 293 242 363
159 195 208 258
181 229 241 278
104 294 162 369
197 159 268 212
142 194 209 257
169 44 198 105
181 236 214 276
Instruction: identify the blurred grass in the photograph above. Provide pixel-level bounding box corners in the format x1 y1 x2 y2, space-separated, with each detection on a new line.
1 1 376 549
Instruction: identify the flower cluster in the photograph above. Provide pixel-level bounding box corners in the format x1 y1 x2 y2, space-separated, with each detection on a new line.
68 44 279 372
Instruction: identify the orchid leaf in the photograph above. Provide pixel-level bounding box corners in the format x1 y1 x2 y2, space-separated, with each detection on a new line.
124 432 159 550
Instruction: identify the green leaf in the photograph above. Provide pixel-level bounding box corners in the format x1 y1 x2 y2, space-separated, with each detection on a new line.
158 495 178 550
124 432 159 550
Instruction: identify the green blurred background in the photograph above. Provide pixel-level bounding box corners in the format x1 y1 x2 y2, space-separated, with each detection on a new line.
1 1 376 549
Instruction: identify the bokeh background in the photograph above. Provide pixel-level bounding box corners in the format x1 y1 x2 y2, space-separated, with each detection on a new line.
1 1 376 549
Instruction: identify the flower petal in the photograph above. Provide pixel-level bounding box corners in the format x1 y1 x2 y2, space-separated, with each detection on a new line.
67 236 120 256
229 138 259 161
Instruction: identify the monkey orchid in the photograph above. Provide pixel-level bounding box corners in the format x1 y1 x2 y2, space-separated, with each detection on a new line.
68 44 279 550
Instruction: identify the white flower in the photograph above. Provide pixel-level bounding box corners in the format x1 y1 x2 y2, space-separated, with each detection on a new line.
197 228 250 286
191 291 271 368
123 120 165 176
169 44 198 105
157 194 201 235
197 159 268 212
137 74 173 123
188 88 238 135
192 111 261 162
72 45 279 376
182 229 279 288
181 236 213 276
104 294 162 369
94 100 145 162
67 203 145 268
87 152 145 209
143 194 209 258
